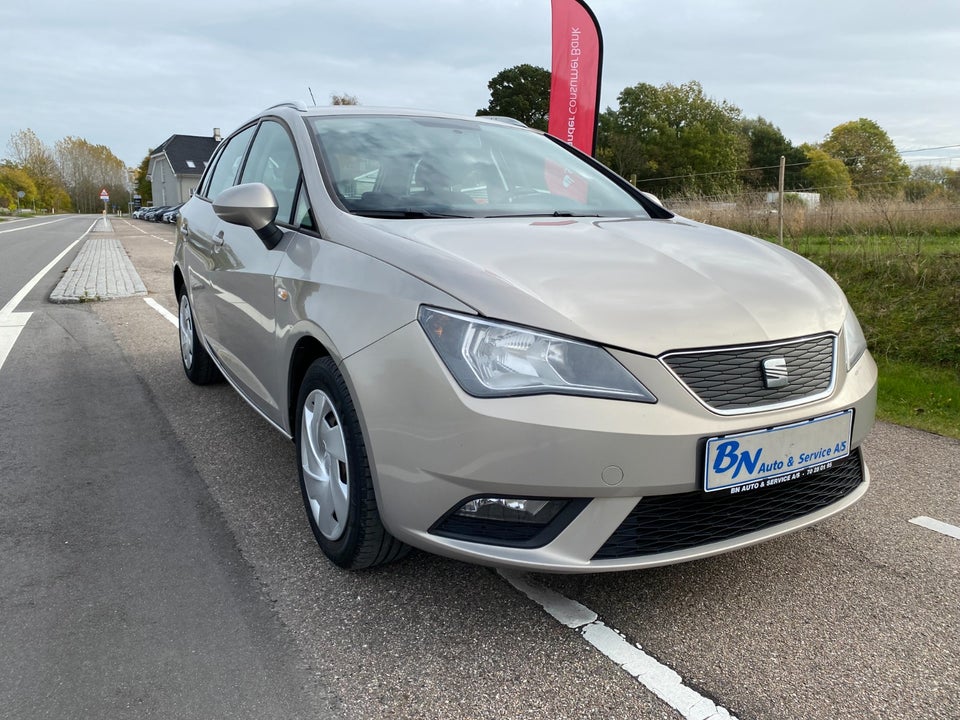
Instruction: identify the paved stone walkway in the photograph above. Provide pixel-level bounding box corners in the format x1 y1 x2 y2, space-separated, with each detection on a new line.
50 217 147 303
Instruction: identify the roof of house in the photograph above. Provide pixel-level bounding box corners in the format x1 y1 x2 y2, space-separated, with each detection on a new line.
151 135 220 177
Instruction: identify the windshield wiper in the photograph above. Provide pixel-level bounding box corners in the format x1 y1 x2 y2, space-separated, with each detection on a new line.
353 208 471 219
483 210 601 219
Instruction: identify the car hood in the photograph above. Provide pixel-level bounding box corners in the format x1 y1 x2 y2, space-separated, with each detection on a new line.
359 216 846 355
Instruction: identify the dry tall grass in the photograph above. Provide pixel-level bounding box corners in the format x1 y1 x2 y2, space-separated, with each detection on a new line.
668 197 960 239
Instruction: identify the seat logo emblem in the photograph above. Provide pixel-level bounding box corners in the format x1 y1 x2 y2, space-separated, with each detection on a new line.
761 357 788 388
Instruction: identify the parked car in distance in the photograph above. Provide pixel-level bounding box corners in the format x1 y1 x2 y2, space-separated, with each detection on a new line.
150 205 171 222
162 203 184 223
140 205 166 221
173 103 877 572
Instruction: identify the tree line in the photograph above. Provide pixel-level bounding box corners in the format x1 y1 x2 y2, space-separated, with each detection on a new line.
1 129 129 214
0 91 365 215
4 73 954 214
478 64 956 202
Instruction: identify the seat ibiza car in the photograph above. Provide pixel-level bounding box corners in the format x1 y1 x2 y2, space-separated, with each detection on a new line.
173 103 877 572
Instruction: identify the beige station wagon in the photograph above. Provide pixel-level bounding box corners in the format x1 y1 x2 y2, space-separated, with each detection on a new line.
173 102 877 572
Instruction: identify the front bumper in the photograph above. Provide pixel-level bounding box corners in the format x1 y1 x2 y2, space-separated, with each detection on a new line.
342 321 878 573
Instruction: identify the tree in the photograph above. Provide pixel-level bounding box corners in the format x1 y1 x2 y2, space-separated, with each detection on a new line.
0 163 38 211
55 137 128 214
604 80 748 197
7 129 56 174
596 107 642 179
476 64 551 131
6 128 71 212
903 164 949 202
134 152 152 205
944 168 960 196
821 118 909 198
738 117 806 191
799 145 854 200
331 93 359 105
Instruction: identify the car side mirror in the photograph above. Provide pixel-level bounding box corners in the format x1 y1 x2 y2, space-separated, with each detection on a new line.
639 191 664 207
212 182 283 250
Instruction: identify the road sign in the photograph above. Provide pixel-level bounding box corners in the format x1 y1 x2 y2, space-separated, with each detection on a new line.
99 188 109 201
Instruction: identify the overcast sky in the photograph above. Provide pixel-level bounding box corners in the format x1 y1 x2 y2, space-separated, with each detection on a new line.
2 0 959 171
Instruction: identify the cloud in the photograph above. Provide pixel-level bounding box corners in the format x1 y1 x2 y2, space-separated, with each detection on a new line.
2 0 959 168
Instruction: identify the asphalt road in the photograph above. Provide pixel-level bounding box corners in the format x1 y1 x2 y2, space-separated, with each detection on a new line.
0 216 338 718
1 215 957 719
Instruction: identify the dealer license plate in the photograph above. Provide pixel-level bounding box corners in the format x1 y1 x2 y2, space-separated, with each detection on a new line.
704 410 853 494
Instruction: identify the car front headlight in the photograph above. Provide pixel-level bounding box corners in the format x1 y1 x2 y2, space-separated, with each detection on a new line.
842 302 868 370
418 306 656 402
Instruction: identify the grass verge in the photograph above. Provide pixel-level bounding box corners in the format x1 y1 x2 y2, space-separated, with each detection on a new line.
874 358 960 439
803 236 960 440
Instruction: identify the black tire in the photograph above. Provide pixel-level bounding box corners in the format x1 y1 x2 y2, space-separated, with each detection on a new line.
177 289 221 385
295 357 408 569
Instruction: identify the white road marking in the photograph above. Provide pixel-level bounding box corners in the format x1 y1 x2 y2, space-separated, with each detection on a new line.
0 217 71 234
500 570 738 720
143 297 178 327
117 218 172 243
123 219 152 234
0 312 32 373
0 222 94 373
910 516 960 541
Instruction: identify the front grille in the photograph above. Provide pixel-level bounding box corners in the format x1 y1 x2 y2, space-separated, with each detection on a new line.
661 335 836 413
592 449 863 560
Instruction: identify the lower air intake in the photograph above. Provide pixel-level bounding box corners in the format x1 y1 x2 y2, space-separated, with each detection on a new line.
593 449 864 560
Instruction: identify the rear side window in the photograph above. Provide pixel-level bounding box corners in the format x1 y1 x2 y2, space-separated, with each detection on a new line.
203 125 256 200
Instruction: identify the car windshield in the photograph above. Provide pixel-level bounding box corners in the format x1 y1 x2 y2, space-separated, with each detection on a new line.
307 115 651 219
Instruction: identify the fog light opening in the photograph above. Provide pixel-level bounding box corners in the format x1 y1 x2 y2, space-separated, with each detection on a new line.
432 496 590 548
454 497 566 525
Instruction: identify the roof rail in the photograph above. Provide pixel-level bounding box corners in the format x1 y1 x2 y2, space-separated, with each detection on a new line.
262 100 308 113
483 115 528 128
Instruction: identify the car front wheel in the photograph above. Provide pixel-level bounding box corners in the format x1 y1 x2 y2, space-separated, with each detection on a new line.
177 290 221 385
295 357 408 569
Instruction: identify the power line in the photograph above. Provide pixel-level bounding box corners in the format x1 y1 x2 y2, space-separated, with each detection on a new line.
898 143 960 155
667 179 960 205
631 142 960 186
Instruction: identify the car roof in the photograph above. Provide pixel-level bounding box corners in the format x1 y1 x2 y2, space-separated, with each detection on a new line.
248 101 530 129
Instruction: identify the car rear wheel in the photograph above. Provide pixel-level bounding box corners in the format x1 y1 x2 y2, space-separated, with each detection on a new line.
178 290 221 385
296 357 408 569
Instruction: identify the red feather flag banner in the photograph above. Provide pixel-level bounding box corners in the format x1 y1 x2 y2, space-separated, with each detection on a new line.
547 0 604 156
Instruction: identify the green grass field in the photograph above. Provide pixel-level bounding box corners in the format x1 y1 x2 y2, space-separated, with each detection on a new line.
873 358 960 438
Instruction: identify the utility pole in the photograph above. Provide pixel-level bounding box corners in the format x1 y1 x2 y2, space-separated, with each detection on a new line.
778 155 786 246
